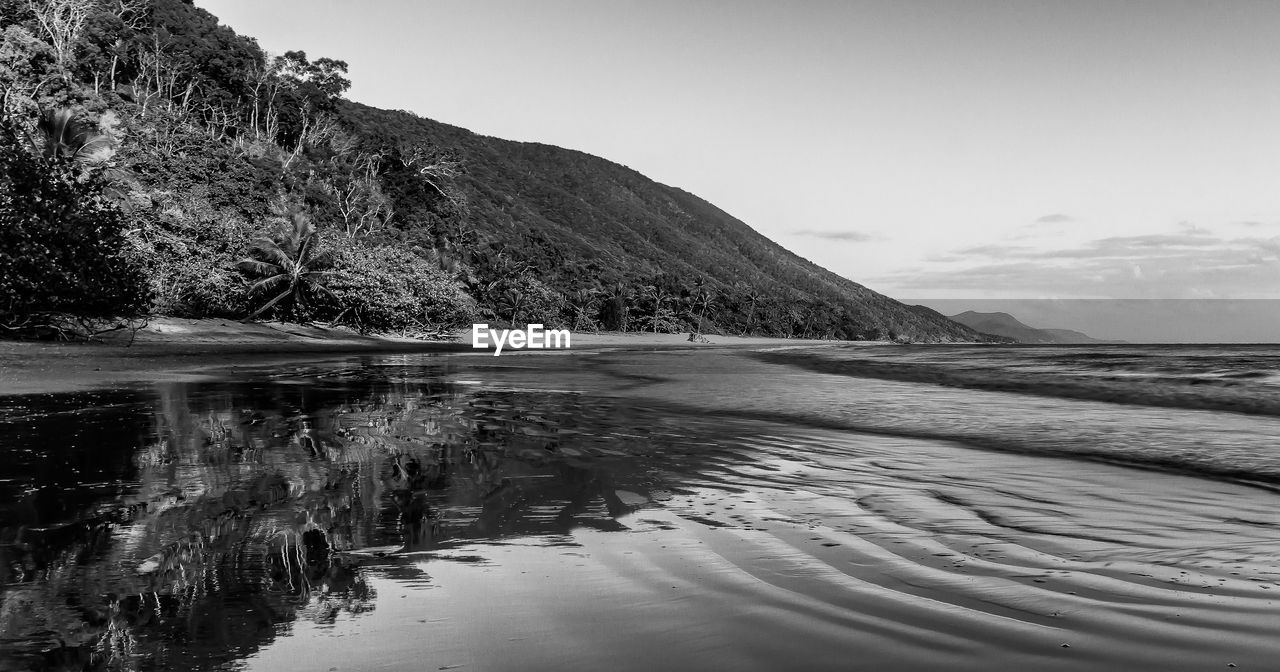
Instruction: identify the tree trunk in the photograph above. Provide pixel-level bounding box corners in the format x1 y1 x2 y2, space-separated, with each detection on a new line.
243 286 293 321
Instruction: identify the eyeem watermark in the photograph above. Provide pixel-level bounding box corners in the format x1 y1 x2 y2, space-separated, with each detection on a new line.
472 324 570 356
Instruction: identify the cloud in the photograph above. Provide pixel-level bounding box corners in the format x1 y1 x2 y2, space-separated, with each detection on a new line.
1033 213 1075 224
958 233 1225 261
1037 234 1220 259
792 229 877 242
873 232 1280 298
953 244 1034 257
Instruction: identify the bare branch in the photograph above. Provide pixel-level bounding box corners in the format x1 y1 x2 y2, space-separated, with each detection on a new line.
28 0 95 71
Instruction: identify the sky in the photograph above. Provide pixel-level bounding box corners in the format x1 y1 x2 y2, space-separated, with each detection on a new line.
196 0 1280 301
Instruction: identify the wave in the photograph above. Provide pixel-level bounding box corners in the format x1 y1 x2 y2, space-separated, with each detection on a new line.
751 347 1280 417
679 402 1280 492
592 348 1280 489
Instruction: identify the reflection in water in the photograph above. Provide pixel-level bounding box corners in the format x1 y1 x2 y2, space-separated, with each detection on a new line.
0 362 706 671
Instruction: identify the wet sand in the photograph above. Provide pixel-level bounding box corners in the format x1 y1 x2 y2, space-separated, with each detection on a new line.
3 344 1277 671
268 349 1274 672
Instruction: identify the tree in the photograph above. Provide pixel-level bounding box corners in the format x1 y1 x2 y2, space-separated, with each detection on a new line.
598 282 632 331
392 140 463 207
495 287 523 326
273 50 350 103
0 118 148 335
146 0 267 109
739 286 764 336
270 50 350 158
325 243 477 333
320 151 393 238
127 188 253 318
32 106 111 160
0 24 62 122
637 280 680 333
565 287 600 332
237 211 335 321
71 0 148 93
691 285 715 335
27 0 95 71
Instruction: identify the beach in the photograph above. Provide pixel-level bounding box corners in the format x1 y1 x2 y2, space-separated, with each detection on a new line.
2 340 1279 671
0 318 843 396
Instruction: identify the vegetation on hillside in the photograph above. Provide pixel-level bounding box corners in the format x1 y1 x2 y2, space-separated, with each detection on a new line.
0 0 993 342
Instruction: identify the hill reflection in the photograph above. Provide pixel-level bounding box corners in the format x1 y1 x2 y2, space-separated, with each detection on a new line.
0 361 722 671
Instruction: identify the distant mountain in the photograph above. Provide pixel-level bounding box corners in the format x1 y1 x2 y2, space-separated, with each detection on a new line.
948 311 1124 344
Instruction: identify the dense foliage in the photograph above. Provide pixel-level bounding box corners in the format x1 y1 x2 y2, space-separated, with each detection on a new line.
326 242 477 332
0 0 994 342
0 123 148 332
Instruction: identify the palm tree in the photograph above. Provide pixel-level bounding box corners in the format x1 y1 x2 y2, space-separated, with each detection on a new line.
693 288 715 336
641 284 669 333
567 287 601 332
602 282 631 332
740 286 764 336
495 287 524 326
238 213 336 321
35 108 111 162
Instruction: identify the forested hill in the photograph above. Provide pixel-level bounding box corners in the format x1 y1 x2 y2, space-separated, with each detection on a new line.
1 0 993 342
342 104 984 341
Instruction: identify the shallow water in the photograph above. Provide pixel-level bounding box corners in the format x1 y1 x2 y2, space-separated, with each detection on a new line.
758 343 1280 418
2 347 1279 671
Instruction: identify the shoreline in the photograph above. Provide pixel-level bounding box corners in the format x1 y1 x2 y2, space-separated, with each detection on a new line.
0 317 854 396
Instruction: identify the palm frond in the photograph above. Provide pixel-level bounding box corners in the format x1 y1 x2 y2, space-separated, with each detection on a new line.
238 259 282 276
248 242 293 267
248 275 288 295
37 108 110 162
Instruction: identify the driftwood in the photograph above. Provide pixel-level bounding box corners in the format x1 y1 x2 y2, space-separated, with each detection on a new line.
0 313 149 344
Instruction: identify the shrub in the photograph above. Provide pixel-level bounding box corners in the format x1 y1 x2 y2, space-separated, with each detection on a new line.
125 188 254 318
326 242 477 333
0 126 149 334
500 275 567 328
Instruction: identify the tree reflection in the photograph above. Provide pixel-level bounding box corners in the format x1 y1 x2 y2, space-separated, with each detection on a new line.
0 364 673 671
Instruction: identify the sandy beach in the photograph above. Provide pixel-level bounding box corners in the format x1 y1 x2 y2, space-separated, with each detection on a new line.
0 317 848 396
